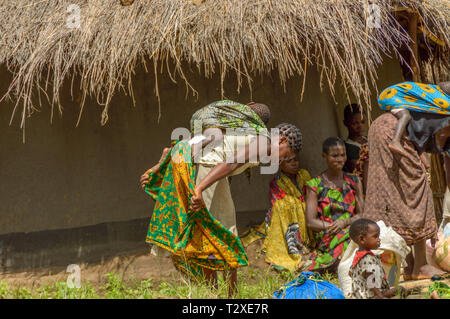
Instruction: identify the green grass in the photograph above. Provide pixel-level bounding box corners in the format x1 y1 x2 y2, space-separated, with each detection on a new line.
0 268 338 299
0 268 429 299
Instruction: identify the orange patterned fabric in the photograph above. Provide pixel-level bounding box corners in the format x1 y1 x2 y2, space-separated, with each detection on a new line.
144 141 248 280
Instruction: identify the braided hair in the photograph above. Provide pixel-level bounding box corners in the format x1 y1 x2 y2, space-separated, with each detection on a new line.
275 123 303 153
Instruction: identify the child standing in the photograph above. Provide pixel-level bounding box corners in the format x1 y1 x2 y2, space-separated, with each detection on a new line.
348 218 408 299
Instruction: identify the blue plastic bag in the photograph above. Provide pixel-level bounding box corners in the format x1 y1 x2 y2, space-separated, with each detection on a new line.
273 272 345 299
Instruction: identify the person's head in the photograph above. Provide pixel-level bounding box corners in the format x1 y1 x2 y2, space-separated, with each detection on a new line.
280 153 301 176
247 102 271 125
322 137 346 171
343 104 366 138
438 81 450 95
274 123 303 162
349 218 381 250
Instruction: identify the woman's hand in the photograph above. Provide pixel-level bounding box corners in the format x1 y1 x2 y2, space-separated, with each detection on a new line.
140 173 150 190
327 219 348 235
190 187 205 212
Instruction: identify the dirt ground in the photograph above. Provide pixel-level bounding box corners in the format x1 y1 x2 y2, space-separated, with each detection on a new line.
0 240 269 290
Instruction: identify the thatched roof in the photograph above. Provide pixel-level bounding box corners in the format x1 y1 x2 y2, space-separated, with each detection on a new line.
0 0 448 131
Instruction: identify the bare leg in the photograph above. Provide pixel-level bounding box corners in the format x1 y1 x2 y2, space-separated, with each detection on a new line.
403 252 414 280
389 109 411 157
203 268 219 290
411 239 445 279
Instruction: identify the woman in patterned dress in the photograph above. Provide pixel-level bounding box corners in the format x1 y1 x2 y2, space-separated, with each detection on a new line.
305 137 364 272
363 111 448 280
240 153 312 271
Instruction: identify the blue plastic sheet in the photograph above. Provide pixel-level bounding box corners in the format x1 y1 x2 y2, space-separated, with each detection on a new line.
273 272 345 299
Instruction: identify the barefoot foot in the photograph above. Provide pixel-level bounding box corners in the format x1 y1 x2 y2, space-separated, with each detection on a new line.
411 264 446 280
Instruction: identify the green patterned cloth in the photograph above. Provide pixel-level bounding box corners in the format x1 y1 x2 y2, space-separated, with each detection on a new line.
190 100 270 138
144 141 248 281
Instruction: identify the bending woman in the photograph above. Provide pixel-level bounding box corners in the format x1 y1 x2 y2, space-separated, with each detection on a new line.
305 137 364 272
141 100 302 296
189 122 303 294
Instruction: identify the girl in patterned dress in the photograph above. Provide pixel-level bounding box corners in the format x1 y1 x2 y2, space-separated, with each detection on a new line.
240 153 312 271
348 218 409 299
305 137 364 272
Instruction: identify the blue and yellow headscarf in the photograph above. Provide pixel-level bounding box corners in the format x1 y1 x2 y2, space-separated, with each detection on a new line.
378 82 450 115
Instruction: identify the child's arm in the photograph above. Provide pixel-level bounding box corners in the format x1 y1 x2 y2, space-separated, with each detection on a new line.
391 108 411 144
371 287 388 299
382 287 399 298
362 270 389 299
383 286 415 299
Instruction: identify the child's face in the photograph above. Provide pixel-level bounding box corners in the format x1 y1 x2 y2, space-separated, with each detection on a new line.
280 154 300 175
360 224 381 250
344 114 366 137
323 145 346 171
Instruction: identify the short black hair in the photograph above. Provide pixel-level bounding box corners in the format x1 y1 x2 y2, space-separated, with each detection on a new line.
322 137 345 154
344 103 362 123
349 218 379 242
248 102 271 125
275 123 303 153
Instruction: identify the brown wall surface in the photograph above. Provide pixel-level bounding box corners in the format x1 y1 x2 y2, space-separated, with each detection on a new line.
0 58 403 236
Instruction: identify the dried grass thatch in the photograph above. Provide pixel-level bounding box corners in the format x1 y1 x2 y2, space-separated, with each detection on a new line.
0 0 448 134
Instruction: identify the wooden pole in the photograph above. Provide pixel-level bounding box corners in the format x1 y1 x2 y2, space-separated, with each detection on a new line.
406 11 445 225
407 12 420 82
